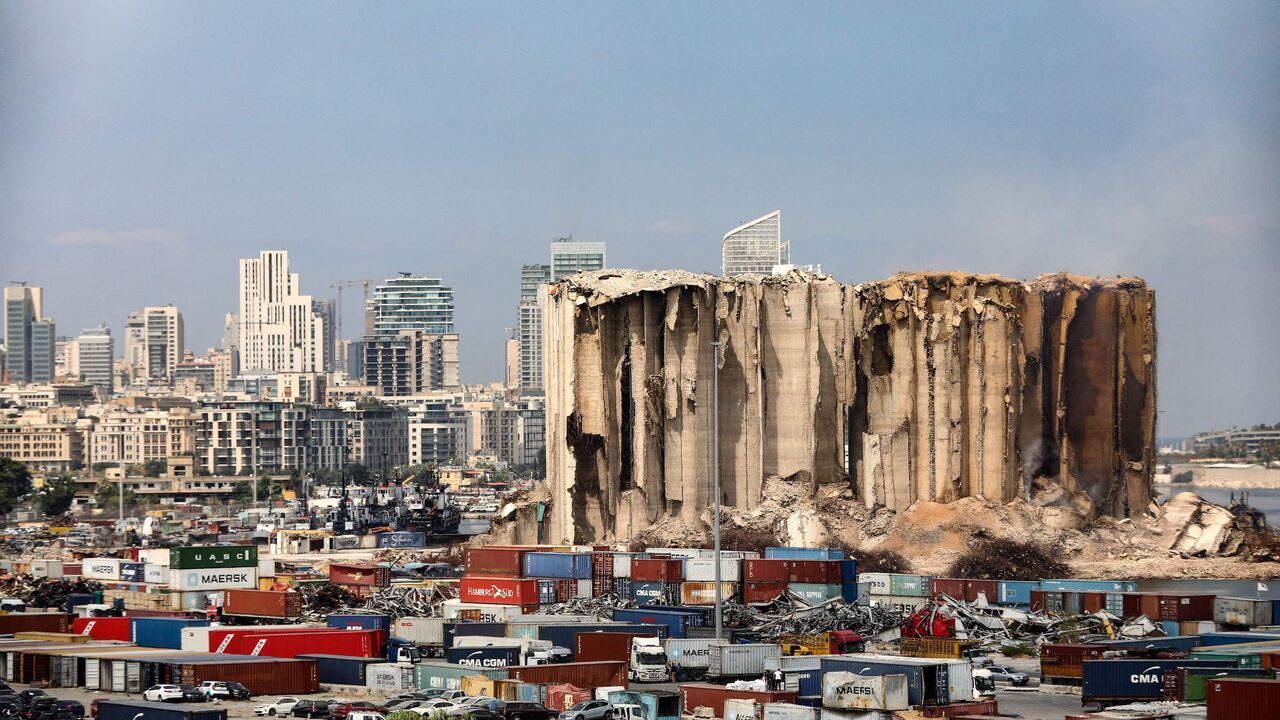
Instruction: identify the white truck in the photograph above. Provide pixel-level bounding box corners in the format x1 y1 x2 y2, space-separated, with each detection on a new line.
629 637 670 682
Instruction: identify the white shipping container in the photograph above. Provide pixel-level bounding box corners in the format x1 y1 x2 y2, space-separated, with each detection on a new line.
137 548 171 566
763 703 818 720
257 556 275 578
394 617 445 645
708 643 782 678
181 627 211 652
440 599 529 622
1214 597 1272 626
724 699 759 720
822 672 909 711
170 567 257 591
764 655 820 672
818 709 894 720
868 595 927 614
576 579 593 598
646 548 709 560
143 564 169 585
721 551 761 561
856 573 890 595
82 558 122 580
685 559 742 582
366 663 415 691
31 560 64 579
612 553 634 578
664 638 715 669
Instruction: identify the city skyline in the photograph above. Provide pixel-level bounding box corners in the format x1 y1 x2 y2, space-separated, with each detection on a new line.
2 3 1278 438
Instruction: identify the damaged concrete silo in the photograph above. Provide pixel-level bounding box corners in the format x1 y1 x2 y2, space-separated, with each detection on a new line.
542 270 1156 543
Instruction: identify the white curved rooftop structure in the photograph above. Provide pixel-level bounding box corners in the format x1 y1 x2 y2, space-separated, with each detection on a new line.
722 209 788 276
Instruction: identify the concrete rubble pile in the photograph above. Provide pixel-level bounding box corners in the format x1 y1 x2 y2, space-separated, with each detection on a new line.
543 269 1157 543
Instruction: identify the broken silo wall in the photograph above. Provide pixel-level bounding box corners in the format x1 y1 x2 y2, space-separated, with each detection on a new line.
542 270 1156 543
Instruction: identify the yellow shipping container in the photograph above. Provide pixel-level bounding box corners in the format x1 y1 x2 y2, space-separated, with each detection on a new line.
14 632 91 643
461 675 496 698
493 679 521 700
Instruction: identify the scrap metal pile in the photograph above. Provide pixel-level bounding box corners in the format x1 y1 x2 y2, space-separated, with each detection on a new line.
723 594 906 642
350 585 456 619
0 575 103 610
297 583 363 621
924 594 1162 649
539 593 635 618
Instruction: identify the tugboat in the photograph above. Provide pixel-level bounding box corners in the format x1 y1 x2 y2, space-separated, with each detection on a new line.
399 468 462 536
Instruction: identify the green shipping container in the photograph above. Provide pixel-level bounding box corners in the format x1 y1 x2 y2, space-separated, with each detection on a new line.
889 574 930 598
1183 668 1275 703
169 545 259 570
414 661 508 691
1189 650 1264 670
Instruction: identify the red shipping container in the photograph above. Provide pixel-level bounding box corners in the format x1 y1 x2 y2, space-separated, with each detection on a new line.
224 589 303 618
208 626 329 654
631 559 683 582
743 560 788 582
459 576 541 605
63 563 82 576
233 629 384 659
785 561 840 584
592 553 615 579
546 684 592 712
678 683 797 717
931 578 966 601
963 579 998 603
174 658 320 696
466 548 527 576
506 661 628 690
328 562 391 587
72 616 132 641
1082 592 1107 614
1207 678 1280 720
575 632 658 663
1158 594 1215 621
0 613 70 634
743 582 788 604
915 699 1000 718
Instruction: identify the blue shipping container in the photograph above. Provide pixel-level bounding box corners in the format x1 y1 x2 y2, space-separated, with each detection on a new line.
97 701 226 720
841 582 870 605
1039 578 1138 593
1099 635 1205 653
1197 632 1280 647
448 646 522 668
538 580 558 605
1081 659 1237 702
838 560 857 584
538 623 667 652
1161 620 1181 637
792 668 820 696
764 547 845 560
444 621 507 648
523 552 593 579
654 606 714 627
119 562 144 582
820 655 944 706
296 654 386 686
613 608 692 639
376 532 428 548
67 593 93 610
613 578 632 598
631 581 667 604
131 618 210 649
998 580 1037 606
328 613 392 631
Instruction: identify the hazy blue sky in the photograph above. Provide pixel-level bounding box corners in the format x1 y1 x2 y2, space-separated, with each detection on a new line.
2 2 1277 438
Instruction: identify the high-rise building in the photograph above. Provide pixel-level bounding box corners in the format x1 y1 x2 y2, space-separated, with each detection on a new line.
311 298 336 372
370 276 455 336
142 306 184 381
363 331 459 395
3 285 45 384
124 310 146 370
29 319 56 384
722 210 788 276
549 238 606 280
76 325 115 395
237 250 327 372
505 335 520 389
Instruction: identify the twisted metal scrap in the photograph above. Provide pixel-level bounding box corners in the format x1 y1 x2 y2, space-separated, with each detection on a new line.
0 575 104 610
349 585 457 619
540 593 633 618
723 593 906 641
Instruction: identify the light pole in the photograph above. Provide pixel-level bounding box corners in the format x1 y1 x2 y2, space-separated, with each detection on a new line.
711 338 723 640
117 462 125 523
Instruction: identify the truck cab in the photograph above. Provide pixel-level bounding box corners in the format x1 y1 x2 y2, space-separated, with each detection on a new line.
628 637 669 682
389 636 424 664
610 705 645 720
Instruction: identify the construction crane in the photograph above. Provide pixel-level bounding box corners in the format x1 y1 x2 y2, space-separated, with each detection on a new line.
329 278 373 345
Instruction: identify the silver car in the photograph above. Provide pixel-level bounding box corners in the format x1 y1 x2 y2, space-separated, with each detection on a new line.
558 700 614 720
985 665 1030 686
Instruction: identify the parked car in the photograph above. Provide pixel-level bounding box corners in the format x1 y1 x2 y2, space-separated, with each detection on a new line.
386 700 429 712
199 681 252 700
332 702 389 719
409 700 456 713
496 703 556 720
87 700 101 720
15 692 47 707
447 708 504 720
984 665 1029 686
52 701 84 718
346 714 385 720
439 692 468 702
291 700 332 718
256 698 301 716
142 685 186 703
177 685 206 703
558 701 612 720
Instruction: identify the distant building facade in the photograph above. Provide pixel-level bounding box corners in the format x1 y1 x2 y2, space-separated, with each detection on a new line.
237 250 327 372
75 326 115 395
722 210 788 276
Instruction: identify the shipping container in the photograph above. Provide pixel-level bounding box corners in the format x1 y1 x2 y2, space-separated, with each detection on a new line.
460 576 541 605
328 562 391 588
73 616 132 641
1198 631 1280 647
97 700 226 720
376 531 428 548
612 553 648 579
133 618 209 649
1156 594 1215 621
169 545 258 570
763 703 818 720
445 621 507 648
723 698 759 720
631 581 670 604
744 582 788 605
1040 579 1137 593
1098 635 1205 653
678 683 797 717
170 566 257 591
1081 659 1237 703
605 690 681 720
173 657 319 695
505 615 604 641
366 662 415 691
1040 643 1107 682
328 613 392 631
837 561 857 584
222 589 302 618
787 584 840 604
414 660 509 691
680 582 737 605
441 599 533 622
784 561 840 584
394 617 445 646
764 548 845 560
466 548 528 576
820 655 968 707
577 632 659 663
899 638 979 660
997 580 1036 606
82 558 122 580
868 595 928 615
856 573 890 596
1215 597 1274 627
632 559 684 583
840 582 870 606
963 579 998 604
230 629 384 659
685 559 741 583
821 671 909 711
448 646 522 668
1179 667 1274 703
1206 677 1280 719
144 564 169 584
524 552 593 579
708 643 780 679
744 560 790 583
31 560 63 579
614 609 692 639
296 654 385 685
929 578 966 602
119 562 144 582
888 575 930 598
538 624 666 652
506 661 628 690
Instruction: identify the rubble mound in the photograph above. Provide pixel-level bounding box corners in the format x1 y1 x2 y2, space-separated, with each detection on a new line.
945 535 1072 580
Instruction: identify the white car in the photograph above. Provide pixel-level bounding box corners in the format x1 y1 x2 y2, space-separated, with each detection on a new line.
440 692 468 702
255 697 301 716
416 699 459 712
142 685 186 703
348 714 386 720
